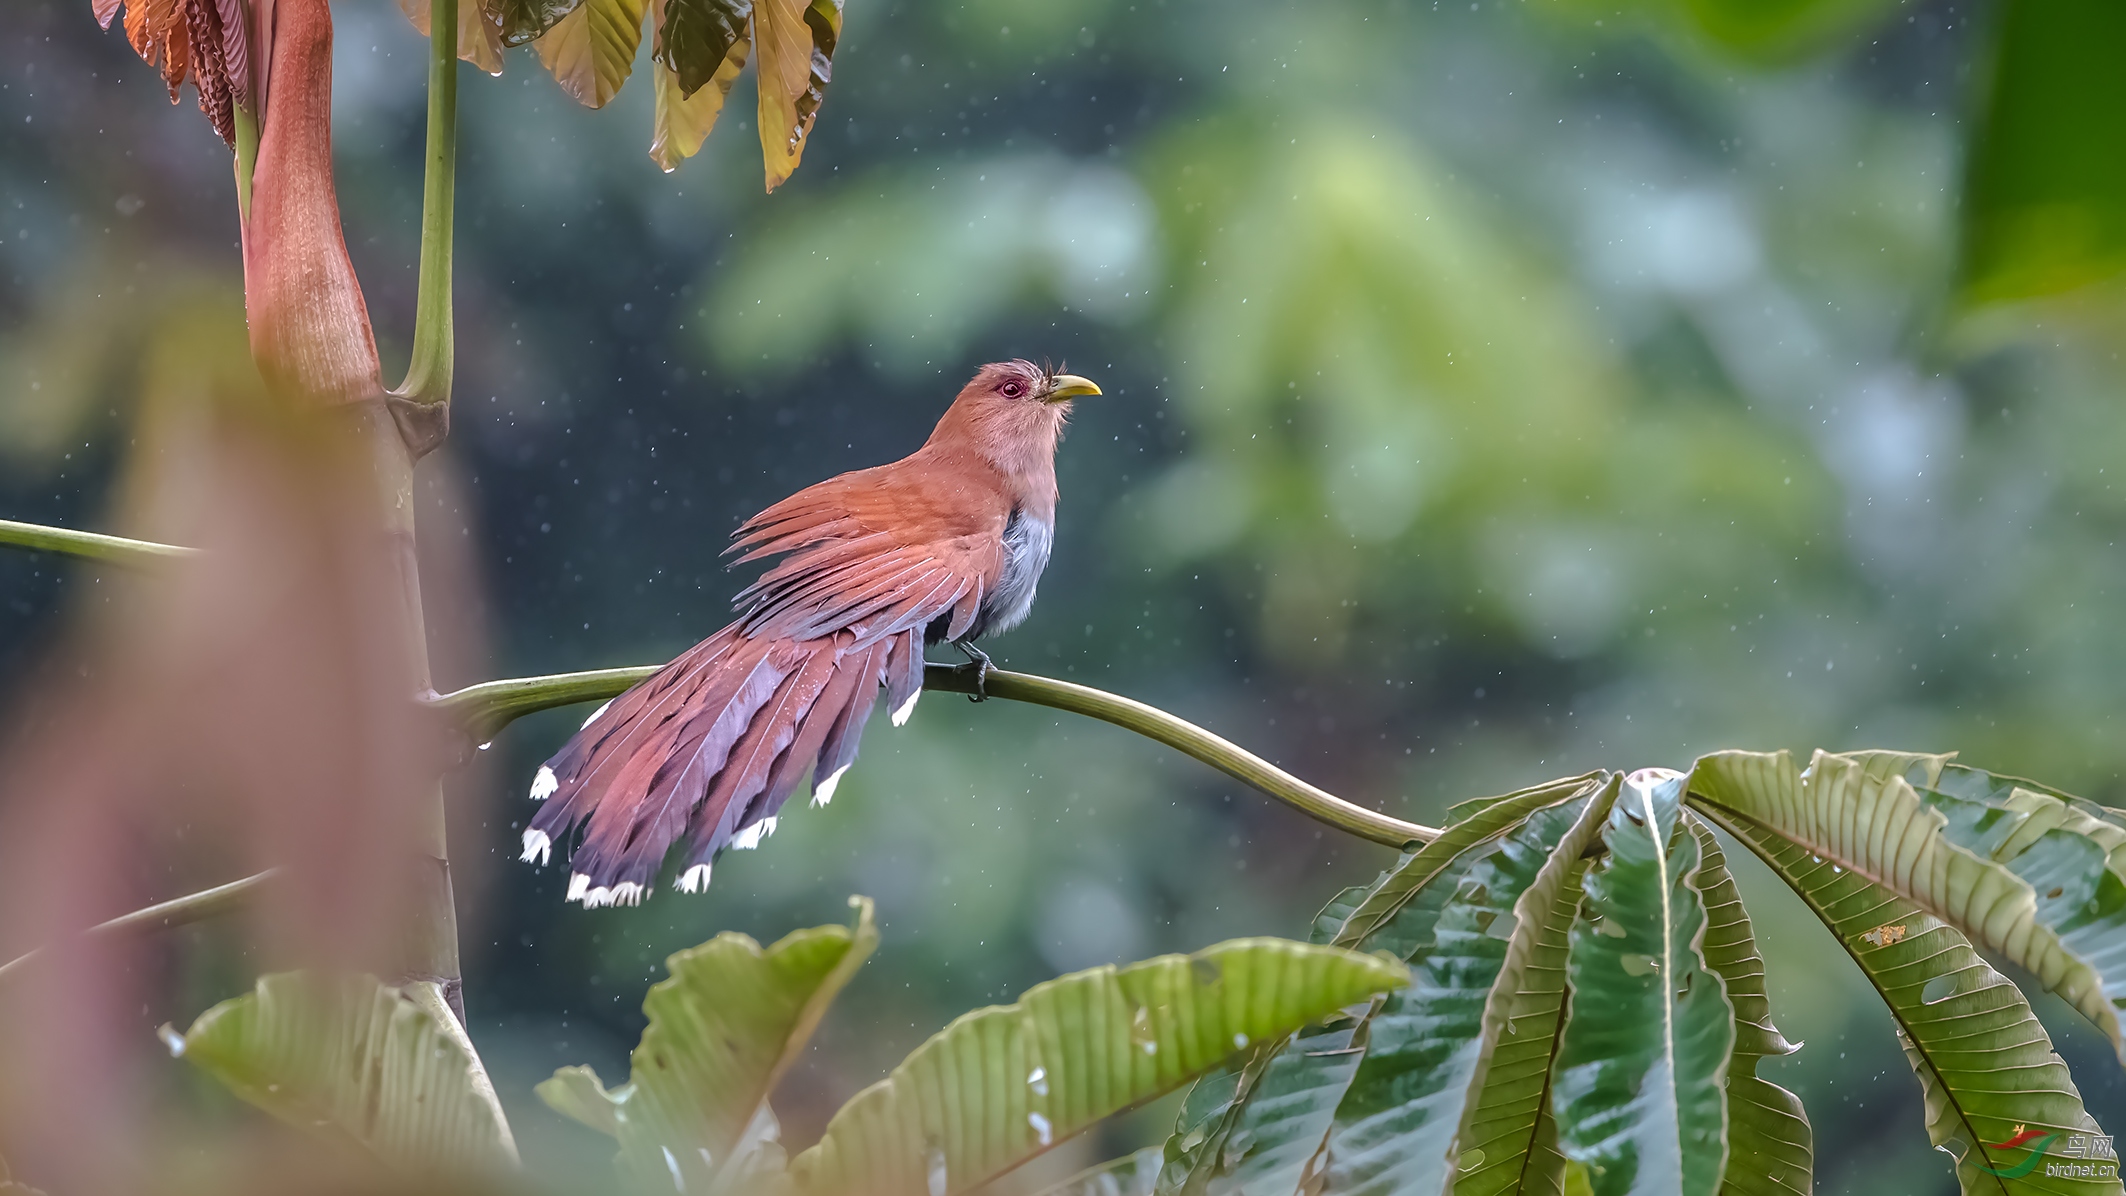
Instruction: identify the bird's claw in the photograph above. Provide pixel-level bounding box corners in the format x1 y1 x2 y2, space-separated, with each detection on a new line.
954 643 992 701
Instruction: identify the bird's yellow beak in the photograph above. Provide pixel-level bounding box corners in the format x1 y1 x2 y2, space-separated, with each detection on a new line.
1044 374 1102 402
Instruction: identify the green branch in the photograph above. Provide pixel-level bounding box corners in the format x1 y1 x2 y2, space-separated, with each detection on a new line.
433 665 659 743
0 518 196 568
393 0 457 407
430 663 1440 848
0 869 278 985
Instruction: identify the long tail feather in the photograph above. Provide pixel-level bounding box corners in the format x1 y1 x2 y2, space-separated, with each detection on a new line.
524 623 907 904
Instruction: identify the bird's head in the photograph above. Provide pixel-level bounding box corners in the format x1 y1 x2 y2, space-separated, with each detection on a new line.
934 359 1103 475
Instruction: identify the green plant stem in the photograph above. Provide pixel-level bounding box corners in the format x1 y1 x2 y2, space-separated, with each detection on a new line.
394 0 456 406
431 663 1441 848
0 870 278 985
0 518 196 568
234 104 260 224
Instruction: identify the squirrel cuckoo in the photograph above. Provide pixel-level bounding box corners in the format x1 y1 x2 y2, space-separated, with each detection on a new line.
520 360 1103 906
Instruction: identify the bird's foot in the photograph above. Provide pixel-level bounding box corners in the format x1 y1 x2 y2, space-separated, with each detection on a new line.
954 642 993 701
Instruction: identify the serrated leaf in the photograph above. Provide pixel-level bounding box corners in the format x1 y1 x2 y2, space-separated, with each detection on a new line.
1689 750 2126 1064
648 0 749 172
1156 776 1606 1196
537 0 649 108
1448 850 1585 1196
1694 803 2118 1195
537 896 876 1191
1157 1022 1368 1196
752 0 839 191
177 973 518 1176
1327 780 1615 1196
1553 773 1733 1196
1685 822 1810 1196
1040 1148 1166 1196
1332 774 1608 951
789 937 1409 1196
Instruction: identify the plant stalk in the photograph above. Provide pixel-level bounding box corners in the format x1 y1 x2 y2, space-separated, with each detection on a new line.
0 870 279 985
431 663 1442 848
0 519 196 568
394 0 457 409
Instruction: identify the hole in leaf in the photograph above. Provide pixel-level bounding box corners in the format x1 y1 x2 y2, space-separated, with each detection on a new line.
1922 974 1960 1004
1621 954 1658 977
1458 1148 1487 1172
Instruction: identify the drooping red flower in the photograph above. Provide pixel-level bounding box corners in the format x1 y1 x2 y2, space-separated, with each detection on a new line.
103 0 248 145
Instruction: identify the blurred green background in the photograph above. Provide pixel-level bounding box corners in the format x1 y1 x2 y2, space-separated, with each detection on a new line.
7 0 2126 1190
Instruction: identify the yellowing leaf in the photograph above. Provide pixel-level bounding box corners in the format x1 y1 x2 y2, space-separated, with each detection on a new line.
538 0 649 108
400 0 506 75
752 0 838 191
648 24 747 172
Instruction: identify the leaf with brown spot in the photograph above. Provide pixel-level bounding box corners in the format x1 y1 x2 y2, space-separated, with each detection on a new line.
648 0 748 172
751 0 838 191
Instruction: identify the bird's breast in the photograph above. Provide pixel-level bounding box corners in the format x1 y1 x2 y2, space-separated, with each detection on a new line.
972 507 1052 640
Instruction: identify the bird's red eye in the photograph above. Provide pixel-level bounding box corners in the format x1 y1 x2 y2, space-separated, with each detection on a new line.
1001 380 1025 398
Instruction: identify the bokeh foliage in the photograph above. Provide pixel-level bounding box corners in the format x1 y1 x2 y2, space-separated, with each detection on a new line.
12 0 2126 1191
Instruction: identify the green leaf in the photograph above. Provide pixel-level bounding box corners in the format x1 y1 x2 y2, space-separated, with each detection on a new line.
1553 773 1734 1196
752 0 840 191
1155 780 1599 1195
1039 1148 1166 1196
1959 0 2126 303
1156 1022 1369 1196
1688 750 2126 1063
1672 0 1906 60
537 0 650 108
1328 780 1616 1196
788 937 1409 1196
648 0 749 172
1685 822 1811 1196
537 896 877 1190
1331 774 1609 952
1693 803 2118 1195
1311 884 1374 945
1453 859 1589 1196
176 974 518 1176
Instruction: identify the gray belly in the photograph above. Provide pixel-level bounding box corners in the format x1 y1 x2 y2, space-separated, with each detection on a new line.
973 508 1052 640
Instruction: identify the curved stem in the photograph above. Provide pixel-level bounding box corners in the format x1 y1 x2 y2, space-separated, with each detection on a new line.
0 509 1440 847
0 870 278 985
430 663 1440 848
0 518 196 568
393 0 457 408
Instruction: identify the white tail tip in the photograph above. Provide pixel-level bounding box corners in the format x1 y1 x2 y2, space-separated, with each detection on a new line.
891 688 922 727
529 765 559 801
520 828 552 866
813 764 852 808
730 816 780 851
581 699 614 730
677 863 713 894
570 877 645 908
